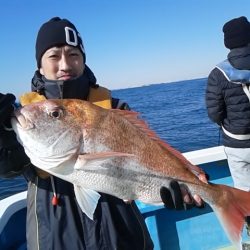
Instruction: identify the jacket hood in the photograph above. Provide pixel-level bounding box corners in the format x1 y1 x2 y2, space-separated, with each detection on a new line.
228 45 250 70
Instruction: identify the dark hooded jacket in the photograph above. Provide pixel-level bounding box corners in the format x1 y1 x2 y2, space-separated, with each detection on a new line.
206 45 250 148
1 66 153 250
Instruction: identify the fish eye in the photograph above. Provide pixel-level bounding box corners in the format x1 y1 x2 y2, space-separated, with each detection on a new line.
49 109 64 119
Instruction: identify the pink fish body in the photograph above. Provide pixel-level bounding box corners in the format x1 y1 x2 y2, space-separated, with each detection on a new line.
11 99 250 249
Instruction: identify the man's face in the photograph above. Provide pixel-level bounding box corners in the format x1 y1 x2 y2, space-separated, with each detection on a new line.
39 45 85 81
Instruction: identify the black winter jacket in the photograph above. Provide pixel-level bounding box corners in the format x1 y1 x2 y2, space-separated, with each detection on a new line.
206 46 250 148
1 66 154 250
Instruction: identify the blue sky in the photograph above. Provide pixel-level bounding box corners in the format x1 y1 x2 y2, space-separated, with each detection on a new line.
1 0 250 97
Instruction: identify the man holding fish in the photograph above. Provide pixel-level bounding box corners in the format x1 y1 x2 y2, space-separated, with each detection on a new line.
0 17 205 250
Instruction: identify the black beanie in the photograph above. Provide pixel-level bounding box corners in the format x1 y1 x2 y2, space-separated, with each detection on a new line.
36 17 85 68
223 16 250 49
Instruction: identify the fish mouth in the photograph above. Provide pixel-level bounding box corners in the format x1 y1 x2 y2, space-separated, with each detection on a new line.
11 110 34 130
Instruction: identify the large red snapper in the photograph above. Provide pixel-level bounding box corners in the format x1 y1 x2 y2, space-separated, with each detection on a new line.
11 99 250 249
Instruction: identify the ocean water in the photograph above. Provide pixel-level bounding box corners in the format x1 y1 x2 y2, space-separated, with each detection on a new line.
0 77 220 199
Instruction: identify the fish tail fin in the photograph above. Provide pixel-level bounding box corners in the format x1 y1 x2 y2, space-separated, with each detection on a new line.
213 184 250 249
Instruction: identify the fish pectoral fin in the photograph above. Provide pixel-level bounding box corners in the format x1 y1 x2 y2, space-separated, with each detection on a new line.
74 152 134 170
74 185 101 220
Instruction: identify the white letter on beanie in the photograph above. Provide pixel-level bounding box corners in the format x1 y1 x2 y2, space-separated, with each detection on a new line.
65 27 78 46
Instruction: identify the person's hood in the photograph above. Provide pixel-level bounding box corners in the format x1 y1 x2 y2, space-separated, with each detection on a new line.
228 45 250 70
31 65 98 100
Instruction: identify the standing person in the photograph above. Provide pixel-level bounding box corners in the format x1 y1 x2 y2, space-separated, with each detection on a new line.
206 16 250 232
0 17 204 250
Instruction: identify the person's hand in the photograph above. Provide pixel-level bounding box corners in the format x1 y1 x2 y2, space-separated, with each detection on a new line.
0 93 16 126
160 179 207 210
0 93 30 178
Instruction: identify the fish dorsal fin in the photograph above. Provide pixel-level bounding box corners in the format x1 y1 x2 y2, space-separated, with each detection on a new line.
156 140 206 178
111 109 160 140
111 109 206 178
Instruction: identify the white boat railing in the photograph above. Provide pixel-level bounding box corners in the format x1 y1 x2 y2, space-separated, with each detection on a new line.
183 145 226 165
